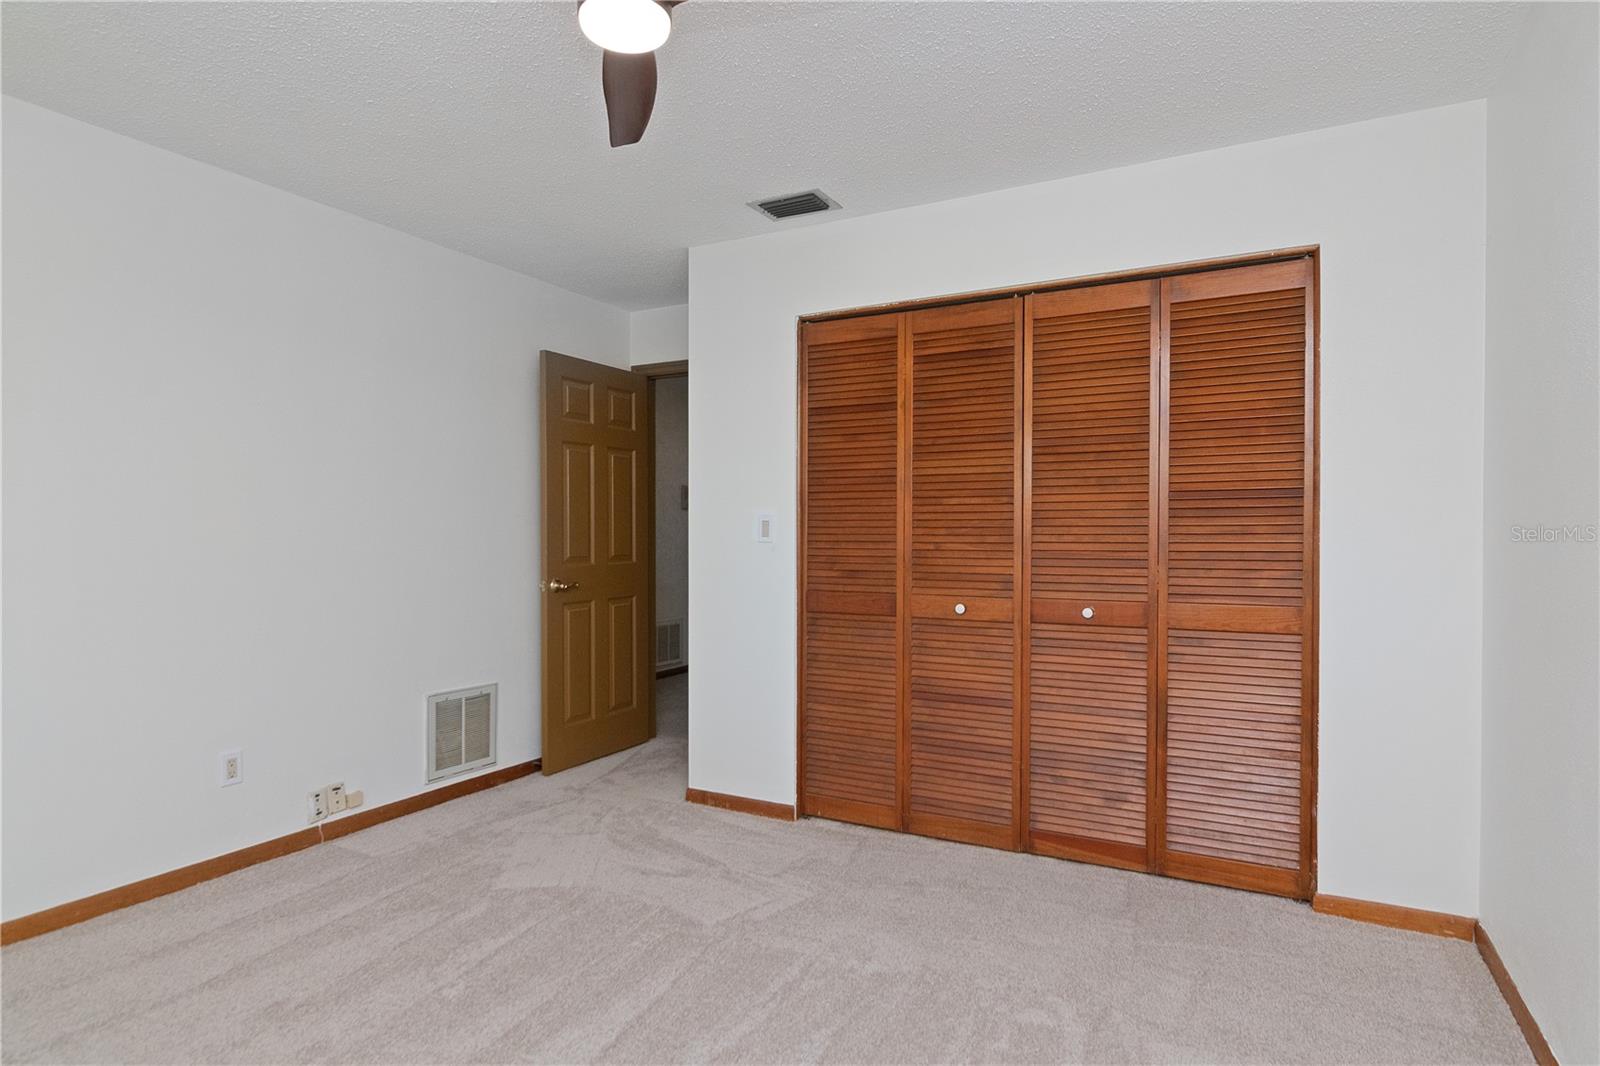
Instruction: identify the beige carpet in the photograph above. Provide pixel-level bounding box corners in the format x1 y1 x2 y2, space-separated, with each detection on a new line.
3 675 1529 1064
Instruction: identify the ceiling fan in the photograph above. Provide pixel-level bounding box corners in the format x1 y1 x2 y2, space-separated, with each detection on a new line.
576 0 684 147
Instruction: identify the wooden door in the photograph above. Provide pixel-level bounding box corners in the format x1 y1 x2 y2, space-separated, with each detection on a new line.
905 299 1022 848
1026 281 1159 870
1158 259 1316 897
797 313 903 829
540 350 653 775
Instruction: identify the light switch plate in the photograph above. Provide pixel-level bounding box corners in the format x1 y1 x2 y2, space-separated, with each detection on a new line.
755 513 775 543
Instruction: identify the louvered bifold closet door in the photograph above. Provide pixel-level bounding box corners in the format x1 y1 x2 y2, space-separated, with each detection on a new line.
907 299 1022 849
799 313 902 830
1160 259 1316 898
1027 282 1158 870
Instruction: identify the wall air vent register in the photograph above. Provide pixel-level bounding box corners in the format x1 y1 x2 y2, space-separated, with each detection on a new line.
428 684 497 782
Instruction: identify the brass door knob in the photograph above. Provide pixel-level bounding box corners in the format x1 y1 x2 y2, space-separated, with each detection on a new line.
543 579 579 593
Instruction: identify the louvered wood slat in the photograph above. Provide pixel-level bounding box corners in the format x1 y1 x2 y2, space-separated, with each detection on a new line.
799 314 900 828
805 613 897 810
1030 625 1147 846
1168 285 1305 608
1027 282 1156 860
909 618 1013 830
907 300 1018 846
910 303 1016 600
1160 259 1314 896
805 322 899 596
1166 630 1303 867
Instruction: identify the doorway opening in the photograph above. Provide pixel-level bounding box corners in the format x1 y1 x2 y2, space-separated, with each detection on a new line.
645 362 689 743
538 352 685 775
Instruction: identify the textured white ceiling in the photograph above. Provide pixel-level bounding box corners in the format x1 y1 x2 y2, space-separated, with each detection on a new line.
2 1 1526 309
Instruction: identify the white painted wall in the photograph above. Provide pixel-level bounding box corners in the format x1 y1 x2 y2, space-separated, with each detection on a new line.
653 376 689 664
1481 5 1600 1063
1 98 629 921
688 102 1488 916
630 304 688 366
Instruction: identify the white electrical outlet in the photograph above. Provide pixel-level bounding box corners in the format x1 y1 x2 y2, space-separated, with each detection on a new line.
328 782 347 814
219 749 243 787
308 788 328 823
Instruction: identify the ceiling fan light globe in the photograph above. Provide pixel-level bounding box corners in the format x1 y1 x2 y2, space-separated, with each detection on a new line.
578 0 671 55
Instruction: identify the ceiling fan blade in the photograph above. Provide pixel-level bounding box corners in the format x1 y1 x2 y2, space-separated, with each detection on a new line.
602 49 657 147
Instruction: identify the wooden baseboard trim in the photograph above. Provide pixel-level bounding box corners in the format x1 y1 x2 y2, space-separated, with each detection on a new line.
654 665 688 679
1311 896 1556 1064
0 828 324 947
1 759 540 946
319 759 539 841
1476 924 1559 1065
685 787 796 821
1311 893 1477 940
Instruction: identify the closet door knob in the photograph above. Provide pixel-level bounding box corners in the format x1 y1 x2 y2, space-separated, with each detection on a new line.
954 602 967 616
1082 606 1095 619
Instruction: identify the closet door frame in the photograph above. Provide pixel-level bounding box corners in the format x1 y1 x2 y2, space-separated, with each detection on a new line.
796 245 1319 899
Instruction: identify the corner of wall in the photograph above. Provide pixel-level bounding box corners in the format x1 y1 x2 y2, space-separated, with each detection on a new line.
630 303 689 367
1480 3 1600 1062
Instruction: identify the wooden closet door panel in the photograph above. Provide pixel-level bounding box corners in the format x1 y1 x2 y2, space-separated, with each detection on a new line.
907 298 1020 848
1160 259 1315 898
1027 282 1156 868
800 313 902 829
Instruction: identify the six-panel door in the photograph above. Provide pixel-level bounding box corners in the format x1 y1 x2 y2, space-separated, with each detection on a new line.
540 350 653 776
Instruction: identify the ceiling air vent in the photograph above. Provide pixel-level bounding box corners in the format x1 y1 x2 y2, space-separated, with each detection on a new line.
427 684 497 782
750 189 839 221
